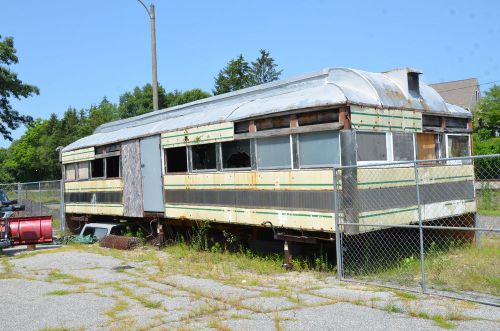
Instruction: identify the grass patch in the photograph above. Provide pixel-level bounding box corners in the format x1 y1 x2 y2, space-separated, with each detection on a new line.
363 235 500 296
383 302 403 313
46 287 86 296
431 315 456 329
393 290 418 300
229 313 251 320
207 321 231 331
46 271 92 285
113 285 162 309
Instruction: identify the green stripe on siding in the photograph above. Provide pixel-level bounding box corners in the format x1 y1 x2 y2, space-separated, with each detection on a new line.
65 203 123 207
165 205 225 212
359 207 418 219
357 179 415 186
65 187 122 191
431 175 473 181
163 183 334 188
351 111 422 121
62 149 94 157
162 126 233 139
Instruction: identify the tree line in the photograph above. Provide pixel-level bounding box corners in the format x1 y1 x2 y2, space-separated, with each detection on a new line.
0 35 282 182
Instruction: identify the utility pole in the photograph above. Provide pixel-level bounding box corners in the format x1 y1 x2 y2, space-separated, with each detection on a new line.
137 0 159 111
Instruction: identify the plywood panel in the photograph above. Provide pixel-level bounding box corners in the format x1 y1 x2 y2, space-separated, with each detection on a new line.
161 122 234 147
122 140 143 217
62 147 95 164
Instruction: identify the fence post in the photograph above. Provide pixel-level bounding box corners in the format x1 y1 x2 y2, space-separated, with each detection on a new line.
414 161 426 293
39 181 42 215
334 167 343 280
60 179 65 233
17 182 22 204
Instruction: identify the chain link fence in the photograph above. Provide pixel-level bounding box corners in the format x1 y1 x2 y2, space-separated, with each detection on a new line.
0 180 64 235
334 154 500 306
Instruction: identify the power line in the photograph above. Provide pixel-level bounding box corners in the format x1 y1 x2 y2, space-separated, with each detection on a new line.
434 80 500 93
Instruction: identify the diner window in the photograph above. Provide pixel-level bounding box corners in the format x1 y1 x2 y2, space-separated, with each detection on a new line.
257 135 291 169
257 136 292 169
416 133 439 160
445 117 468 129
77 161 89 180
165 147 187 173
91 158 104 178
65 163 76 181
234 121 250 134
298 131 340 167
222 140 251 169
393 133 415 161
356 132 387 162
446 134 470 158
106 156 120 178
422 115 441 128
192 143 216 171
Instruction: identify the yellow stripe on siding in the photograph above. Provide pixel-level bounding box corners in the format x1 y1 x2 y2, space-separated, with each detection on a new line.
65 203 124 216
161 122 234 147
62 147 95 164
64 179 123 192
350 105 422 132
163 170 336 191
164 204 335 232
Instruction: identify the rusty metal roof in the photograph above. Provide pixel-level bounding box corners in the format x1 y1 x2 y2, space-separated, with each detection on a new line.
63 67 471 152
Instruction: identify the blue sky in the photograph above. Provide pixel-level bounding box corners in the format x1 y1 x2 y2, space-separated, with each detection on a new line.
2 0 499 147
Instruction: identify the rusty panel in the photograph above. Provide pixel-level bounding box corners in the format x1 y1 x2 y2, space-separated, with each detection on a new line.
62 147 95 164
161 122 234 148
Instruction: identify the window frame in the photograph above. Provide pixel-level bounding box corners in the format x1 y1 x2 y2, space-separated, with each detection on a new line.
164 146 189 174
356 131 416 166
297 130 342 169
221 139 252 171
255 134 293 170
445 133 471 164
189 144 218 173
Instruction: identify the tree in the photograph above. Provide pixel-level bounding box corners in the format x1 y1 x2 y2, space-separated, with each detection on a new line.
0 35 39 140
118 83 167 119
165 89 211 107
213 50 282 95
476 85 500 132
213 54 252 95
250 49 283 85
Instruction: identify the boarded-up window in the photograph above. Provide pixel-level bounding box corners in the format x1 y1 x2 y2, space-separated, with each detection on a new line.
393 133 414 161
357 132 387 162
255 115 290 131
165 147 187 173
65 163 76 181
222 140 251 169
257 136 291 169
77 161 89 180
297 109 338 126
299 131 340 167
192 143 217 171
416 133 438 160
447 135 470 157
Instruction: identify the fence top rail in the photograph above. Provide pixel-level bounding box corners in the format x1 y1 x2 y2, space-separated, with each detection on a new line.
0 179 62 186
333 154 500 170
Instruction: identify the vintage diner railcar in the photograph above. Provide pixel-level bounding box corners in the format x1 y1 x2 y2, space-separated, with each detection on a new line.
61 67 475 242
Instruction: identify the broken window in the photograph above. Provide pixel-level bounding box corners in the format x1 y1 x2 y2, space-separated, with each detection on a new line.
222 140 251 169
356 132 387 162
257 135 291 169
422 115 441 128
91 158 104 178
416 133 439 160
445 117 468 129
393 133 415 161
106 156 120 178
191 143 216 171
234 121 250 134
298 131 340 167
77 161 89 180
165 147 188 173
65 163 76 181
446 135 470 158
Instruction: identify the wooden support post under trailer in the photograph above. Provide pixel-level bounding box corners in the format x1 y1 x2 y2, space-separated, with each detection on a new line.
61 67 476 266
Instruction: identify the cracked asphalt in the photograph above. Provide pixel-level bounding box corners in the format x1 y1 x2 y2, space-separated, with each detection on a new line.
0 246 499 331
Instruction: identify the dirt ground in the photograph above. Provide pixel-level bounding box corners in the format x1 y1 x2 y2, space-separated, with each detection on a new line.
0 245 499 331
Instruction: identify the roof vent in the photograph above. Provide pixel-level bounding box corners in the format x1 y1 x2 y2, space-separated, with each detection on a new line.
407 71 421 98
